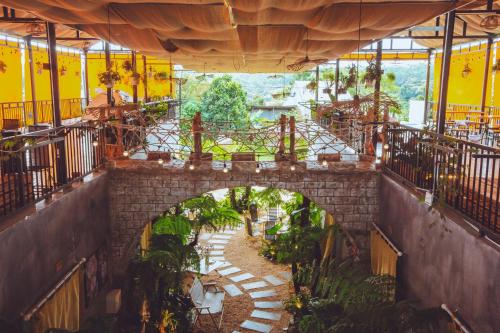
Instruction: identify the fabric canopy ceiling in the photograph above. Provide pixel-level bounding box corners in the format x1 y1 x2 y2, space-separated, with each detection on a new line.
0 0 481 72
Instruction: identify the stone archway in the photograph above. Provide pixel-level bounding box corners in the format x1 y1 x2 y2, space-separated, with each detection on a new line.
108 161 379 261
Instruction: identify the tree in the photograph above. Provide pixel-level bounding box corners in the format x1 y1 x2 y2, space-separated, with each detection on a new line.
199 75 249 127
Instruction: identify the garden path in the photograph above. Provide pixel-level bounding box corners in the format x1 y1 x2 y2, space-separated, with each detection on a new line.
192 225 292 333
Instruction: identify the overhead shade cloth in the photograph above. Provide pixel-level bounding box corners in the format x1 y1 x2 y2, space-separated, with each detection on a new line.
370 230 398 277
0 0 477 72
30 266 82 333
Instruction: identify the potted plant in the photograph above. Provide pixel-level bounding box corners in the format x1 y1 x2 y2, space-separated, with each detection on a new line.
154 71 168 82
130 72 141 86
98 69 121 88
338 64 357 94
306 79 317 92
121 60 133 72
60 65 67 76
363 59 383 87
386 72 396 81
0 60 6 74
461 64 472 78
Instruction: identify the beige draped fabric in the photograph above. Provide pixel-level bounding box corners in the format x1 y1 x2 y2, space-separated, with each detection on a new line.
31 267 82 333
370 230 398 277
0 0 476 72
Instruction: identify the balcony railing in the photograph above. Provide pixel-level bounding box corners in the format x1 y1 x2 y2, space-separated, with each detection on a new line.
0 123 105 217
384 124 500 237
0 98 88 130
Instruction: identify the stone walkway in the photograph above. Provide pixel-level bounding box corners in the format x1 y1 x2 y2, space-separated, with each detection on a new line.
193 226 291 333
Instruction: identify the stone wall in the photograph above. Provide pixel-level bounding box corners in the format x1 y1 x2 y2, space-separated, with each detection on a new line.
379 175 500 333
108 161 380 260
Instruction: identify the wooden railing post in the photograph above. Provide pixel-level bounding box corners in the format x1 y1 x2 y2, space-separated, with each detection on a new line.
192 112 203 161
289 116 296 161
278 114 286 155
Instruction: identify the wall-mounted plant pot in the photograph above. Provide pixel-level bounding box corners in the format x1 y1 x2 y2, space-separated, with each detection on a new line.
275 153 297 162
231 152 255 162
318 153 340 163
147 151 171 162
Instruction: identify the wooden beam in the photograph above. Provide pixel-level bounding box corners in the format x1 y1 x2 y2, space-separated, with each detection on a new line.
83 49 90 106
480 36 493 129
142 55 148 102
104 41 112 106
436 11 455 135
131 51 138 104
335 59 340 101
46 22 62 127
423 49 432 123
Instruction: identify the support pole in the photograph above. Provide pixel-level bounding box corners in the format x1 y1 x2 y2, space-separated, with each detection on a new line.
131 51 138 104
46 22 62 127
83 49 90 106
25 35 38 125
278 114 286 155
373 40 383 150
315 66 320 103
436 11 456 134
142 55 148 102
335 59 340 101
192 112 202 162
423 49 432 124
480 35 493 131
46 22 67 184
104 41 112 106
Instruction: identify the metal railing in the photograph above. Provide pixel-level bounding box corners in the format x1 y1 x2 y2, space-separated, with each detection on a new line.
384 124 500 236
0 123 105 217
0 98 88 129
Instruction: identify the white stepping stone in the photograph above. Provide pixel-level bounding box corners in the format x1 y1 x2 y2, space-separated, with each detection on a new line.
207 261 226 272
240 320 272 333
208 239 229 244
222 230 237 235
199 234 211 240
211 256 225 261
210 250 224 256
212 245 225 249
241 281 268 290
229 272 254 282
263 275 285 286
254 301 283 309
223 284 243 297
217 261 232 269
213 234 232 239
279 271 292 281
249 290 277 299
251 310 281 321
218 267 241 276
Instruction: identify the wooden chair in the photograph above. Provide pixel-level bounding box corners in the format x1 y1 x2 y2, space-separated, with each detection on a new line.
190 277 225 332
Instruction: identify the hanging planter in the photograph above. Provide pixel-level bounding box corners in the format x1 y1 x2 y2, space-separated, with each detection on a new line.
306 80 317 91
154 71 168 82
60 65 68 76
98 69 121 88
492 60 500 72
0 60 7 74
130 72 141 86
386 72 396 81
323 88 332 94
363 59 383 88
461 64 472 78
122 60 133 72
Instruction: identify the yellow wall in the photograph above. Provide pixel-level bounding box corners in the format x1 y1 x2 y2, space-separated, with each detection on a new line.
87 53 174 101
0 42 23 102
433 42 499 107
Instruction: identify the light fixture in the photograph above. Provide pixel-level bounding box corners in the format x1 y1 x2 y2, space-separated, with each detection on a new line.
123 150 129 157
223 162 228 173
256 163 261 173
290 164 296 171
375 158 381 164
189 160 195 170
461 64 472 78
92 140 98 147
158 158 164 165
383 143 389 150
322 157 328 167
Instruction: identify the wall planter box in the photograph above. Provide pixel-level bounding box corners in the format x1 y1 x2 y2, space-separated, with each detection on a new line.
147 151 171 162
318 153 341 163
231 152 255 162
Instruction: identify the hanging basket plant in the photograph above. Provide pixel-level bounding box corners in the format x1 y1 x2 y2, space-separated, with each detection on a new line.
60 65 68 76
492 60 500 72
0 60 7 74
363 59 383 87
122 60 133 72
130 72 141 86
338 64 357 94
154 71 168 82
98 69 121 88
306 80 317 91
386 72 396 81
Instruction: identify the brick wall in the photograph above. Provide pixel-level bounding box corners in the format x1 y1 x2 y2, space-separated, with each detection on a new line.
108 161 380 261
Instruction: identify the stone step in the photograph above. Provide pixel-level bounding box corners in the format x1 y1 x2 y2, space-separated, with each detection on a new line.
199 234 212 240
249 289 277 299
263 275 285 286
218 267 241 276
212 234 232 239
229 272 255 282
223 284 244 297
251 309 281 321
240 320 272 333
254 301 283 309
241 281 269 290
210 256 225 262
211 245 225 249
278 271 292 281
210 250 224 256
208 239 229 244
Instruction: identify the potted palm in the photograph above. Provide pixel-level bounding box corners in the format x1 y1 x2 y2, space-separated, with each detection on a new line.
98 69 121 88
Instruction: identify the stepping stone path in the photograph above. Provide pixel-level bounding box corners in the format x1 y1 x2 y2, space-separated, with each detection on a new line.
198 226 289 333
